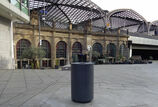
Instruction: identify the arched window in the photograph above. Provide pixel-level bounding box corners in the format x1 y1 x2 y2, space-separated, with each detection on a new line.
92 43 103 55
56 41 67 58
107 43 116 57
120 44 125 56
16 39 31 59
72 42 82 55
39 40 51 67
40 40 51 58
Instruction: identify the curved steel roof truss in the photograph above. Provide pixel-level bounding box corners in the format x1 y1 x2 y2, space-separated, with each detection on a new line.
29 0 104 25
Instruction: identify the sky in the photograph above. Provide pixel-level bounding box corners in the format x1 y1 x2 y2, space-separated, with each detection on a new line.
91 0 158 22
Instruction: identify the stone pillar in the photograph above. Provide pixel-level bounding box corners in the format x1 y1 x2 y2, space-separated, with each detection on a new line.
69 34 72 63
103 36 106 55
83 20 92 61
85 35 92 61
30 11 39 26
86 20 92 32
116 29 120 59
51 23 56 68
32 25 36 46
67 23 72 65
51 31 56 68
13 43 17 69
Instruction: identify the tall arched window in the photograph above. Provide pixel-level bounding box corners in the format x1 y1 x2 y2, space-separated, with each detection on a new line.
72 42 82 55
56 41 67 58
16 39 31 59
107 43 116 57
92 43 103 55
40 40 51 67
120 43 125 56
40 40 51 58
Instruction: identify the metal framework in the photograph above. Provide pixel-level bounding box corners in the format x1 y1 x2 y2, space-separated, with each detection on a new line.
107 9 148 33
148 20 158 35
29 1 158 35
29 0 105 29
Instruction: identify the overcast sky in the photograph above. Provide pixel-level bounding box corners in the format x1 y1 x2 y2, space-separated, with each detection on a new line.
91 0 158 22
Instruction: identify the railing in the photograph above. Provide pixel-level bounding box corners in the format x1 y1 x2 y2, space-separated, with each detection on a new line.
9 0 29 15
129 32 158 40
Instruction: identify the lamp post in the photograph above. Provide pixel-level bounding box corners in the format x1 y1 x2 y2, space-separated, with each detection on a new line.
87 45 92 62
38 9 48 68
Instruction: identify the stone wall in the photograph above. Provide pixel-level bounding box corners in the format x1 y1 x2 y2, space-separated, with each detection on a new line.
13 22 128 69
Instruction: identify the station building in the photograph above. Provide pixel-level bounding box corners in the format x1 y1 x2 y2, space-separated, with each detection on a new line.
1 0 158 69
13 0 129 69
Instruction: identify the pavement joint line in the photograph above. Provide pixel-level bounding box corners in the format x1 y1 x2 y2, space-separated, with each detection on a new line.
32 70 44 84
23 70 28 89
0 70 13 99
0 69 47 106
19 73 66 107
0 63 158 106
0 91 26 106
0 71 7 79
0 77 60 106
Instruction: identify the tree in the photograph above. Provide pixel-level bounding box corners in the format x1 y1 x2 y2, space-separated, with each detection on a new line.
92 51 100 63
21 46 46 69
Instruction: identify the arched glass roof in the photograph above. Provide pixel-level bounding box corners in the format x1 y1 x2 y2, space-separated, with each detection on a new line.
29 1 158 35
151 20 158 26
29 0 105 25
107 9 148 33
148 20 158 35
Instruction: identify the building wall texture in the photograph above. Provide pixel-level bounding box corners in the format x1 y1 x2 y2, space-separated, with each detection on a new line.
12 12 128 69
13 23 128 69
0 16 14 69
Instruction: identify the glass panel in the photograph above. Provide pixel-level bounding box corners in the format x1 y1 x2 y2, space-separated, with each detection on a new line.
42 60 51 67
21 5 28 15
72 42 82 55
120 44 125 56
56 41 67 58
107 43 116 57
16 39 31 59
11 0 20 9
21 0 28 7
92 43 103 55
40 40 51 58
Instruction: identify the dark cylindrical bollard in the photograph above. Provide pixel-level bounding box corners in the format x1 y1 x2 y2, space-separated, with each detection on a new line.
71 62 94 103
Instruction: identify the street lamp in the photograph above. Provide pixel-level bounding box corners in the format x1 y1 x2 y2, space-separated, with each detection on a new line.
87 45 92 62
38 8 48 68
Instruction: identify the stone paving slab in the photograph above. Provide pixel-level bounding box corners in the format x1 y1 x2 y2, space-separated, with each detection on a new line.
0 62 158 107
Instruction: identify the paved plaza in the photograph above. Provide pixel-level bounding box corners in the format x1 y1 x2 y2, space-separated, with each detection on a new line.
0 62 158 107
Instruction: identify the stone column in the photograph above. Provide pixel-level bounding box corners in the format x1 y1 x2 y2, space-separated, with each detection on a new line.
103 36 106 55
83 20 92 61
32 25 36 46
51 22 56 68
67 23 72 64
13 44 17 69
116 29 120 59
